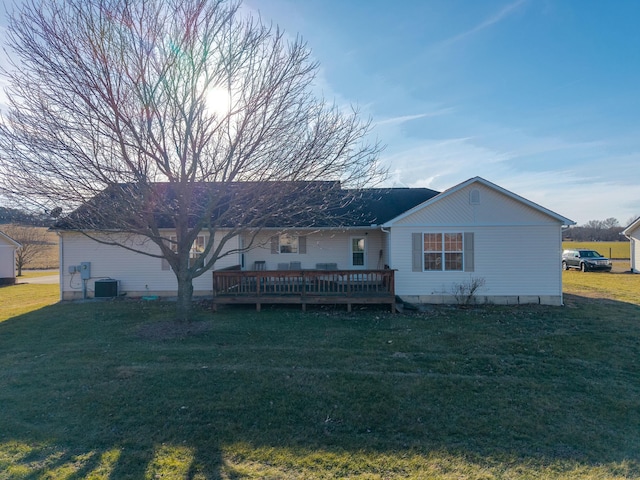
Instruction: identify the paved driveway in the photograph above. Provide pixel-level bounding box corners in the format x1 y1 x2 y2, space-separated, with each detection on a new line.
16 274 59 284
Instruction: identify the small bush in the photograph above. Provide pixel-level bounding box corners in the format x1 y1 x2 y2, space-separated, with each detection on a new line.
450 277 486 306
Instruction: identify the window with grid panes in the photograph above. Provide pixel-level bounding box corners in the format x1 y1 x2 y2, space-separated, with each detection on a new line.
423 233 463 271
279 234 298 254
169 235 206 266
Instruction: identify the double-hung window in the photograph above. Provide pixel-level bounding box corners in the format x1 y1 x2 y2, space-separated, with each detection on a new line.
271 234 306 254
170 235 206 265
278 234 298 254
351 237 366 267
423 233 464 271
412 232 473 272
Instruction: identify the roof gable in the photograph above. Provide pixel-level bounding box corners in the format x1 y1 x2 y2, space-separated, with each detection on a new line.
0 230 21 248
623 217 640 236
383 177 575 227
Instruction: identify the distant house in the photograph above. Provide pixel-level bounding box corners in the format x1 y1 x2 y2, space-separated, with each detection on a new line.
0 230 21 286
53 177 575 306
622 217 640 273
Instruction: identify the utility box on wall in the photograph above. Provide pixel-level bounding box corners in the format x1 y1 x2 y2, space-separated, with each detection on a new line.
95 279 118 298
80 262 91 280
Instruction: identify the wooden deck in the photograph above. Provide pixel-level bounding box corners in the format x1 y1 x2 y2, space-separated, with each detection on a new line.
212 269 395 312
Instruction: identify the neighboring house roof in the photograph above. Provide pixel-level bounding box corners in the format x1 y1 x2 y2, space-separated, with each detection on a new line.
382 176 576 227
623 217 640 237
52 182 440 230
0 230 22 248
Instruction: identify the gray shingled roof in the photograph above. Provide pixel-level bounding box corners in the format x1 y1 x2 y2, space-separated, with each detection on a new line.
53 182 439 230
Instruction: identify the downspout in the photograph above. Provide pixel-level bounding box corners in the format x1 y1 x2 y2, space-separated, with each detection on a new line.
57 232 63 302
380 226 391 269
559 228 564 306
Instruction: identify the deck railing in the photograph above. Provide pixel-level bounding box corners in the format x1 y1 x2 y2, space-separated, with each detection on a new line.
212 269 395 312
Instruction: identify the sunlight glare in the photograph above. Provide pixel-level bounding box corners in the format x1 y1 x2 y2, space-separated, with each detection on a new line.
205 86 231 117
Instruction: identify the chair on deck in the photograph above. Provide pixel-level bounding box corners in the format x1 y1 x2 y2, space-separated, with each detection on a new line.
253 261 266 271
289 261 302 270
316 263 338 270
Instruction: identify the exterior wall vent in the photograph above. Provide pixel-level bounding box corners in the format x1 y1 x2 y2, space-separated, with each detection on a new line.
469 189 481 205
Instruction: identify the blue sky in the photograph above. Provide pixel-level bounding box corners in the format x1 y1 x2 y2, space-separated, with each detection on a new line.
1 1 638 226
246 0 640 226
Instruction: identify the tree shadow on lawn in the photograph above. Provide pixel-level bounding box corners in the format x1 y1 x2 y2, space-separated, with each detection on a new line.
0 297 639 478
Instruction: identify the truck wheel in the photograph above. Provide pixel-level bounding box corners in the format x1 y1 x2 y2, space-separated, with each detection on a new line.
581 263 587 272
562 261 569 271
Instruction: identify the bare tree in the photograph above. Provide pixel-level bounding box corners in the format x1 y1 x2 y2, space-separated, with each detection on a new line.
602 217 620 229
565 218 626 242
0 0 384 320
1 224 50 276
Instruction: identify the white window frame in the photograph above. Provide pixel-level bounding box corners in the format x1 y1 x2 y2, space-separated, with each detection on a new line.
169 234 206 264
350 236 366 269
423 232 463 272
278 234 299 254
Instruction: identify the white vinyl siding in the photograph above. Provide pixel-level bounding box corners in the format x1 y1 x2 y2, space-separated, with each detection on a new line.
60 229 387 299
393 183 556 227
244 230 384 271
628 226 640 273
0 244 17 278
59 231 240 299
393 225 562 297
389 180 566 303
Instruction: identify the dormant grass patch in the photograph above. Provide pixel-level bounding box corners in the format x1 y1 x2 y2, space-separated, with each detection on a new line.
0 269 638 478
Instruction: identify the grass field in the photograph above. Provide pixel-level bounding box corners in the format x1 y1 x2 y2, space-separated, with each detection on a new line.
25 228 59 270
562 241 629 259
0 273 639 478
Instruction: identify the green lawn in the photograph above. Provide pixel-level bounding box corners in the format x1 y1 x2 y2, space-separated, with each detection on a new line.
0 281 59 321
563 268 640 304
0 275 639 478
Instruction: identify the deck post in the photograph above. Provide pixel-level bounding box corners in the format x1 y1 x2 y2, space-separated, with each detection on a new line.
301 270 306 301
211 271 217 312
257 272 261 295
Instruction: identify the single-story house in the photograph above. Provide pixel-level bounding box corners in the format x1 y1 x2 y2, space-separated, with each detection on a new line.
54 177 575 306
622 217 640 273
0 230 21 286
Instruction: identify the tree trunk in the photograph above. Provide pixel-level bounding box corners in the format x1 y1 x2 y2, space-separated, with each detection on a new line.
176 269 194 322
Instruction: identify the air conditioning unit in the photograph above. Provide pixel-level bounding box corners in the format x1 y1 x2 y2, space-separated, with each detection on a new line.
95 279 119 298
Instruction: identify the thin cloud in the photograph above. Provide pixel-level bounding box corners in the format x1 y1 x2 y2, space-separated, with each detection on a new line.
439 0 527 48
375 108 454 127
378 130 640 224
